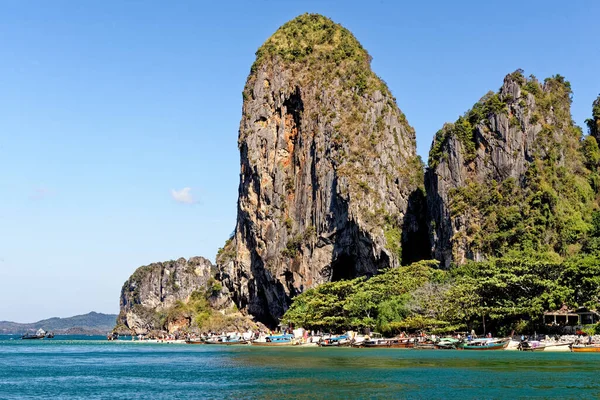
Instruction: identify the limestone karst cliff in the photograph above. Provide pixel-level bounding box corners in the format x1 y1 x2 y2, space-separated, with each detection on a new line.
114 17 600 331
217 14 425 325
426 70 596 267
116 257 256 335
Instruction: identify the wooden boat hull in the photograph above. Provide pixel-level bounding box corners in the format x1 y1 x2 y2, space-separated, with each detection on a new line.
185 340 205 345
571 345 600 352
434 344 457 350
364 342 413 348
521 347 545 352
251 341 293 346
319 342 351 347
518 342 546 352
319 337 352 347
460 342 509 350
203 340 248 345
293 342 318 347
414 343 436 350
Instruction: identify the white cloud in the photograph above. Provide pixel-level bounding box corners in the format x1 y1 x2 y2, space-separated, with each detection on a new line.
170 187 196 204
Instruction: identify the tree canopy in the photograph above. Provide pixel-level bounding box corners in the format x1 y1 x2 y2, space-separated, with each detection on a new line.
283 256 600 336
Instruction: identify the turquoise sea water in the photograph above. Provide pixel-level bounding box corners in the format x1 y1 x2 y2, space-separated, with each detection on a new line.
1 336 599 399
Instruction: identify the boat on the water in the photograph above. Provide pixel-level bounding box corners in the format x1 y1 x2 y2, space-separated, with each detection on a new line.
413 341 437 350
293 341 319 347
21 329 53 340
434 337 461 350
252 334 294 346
517 340 545 352
319 334 352 347
185 338 206 345
363 338 414 348
458 338 509 350
204 335 248 345
570 343 600 352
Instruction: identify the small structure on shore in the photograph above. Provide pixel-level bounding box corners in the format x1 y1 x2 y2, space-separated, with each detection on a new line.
543 306 600 328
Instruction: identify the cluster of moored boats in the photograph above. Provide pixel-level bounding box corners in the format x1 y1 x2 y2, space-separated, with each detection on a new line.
21 328 54 340
184 332 600 352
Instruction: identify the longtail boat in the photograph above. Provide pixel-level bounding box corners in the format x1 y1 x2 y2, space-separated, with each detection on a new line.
203 336 248 345
434 338 461 350
570 343 600 352
319 334 352 347
185 338 205 345
252 334 294 346
363 338 414 348
517 340 545 352
458 338 509 350
413 341 436 350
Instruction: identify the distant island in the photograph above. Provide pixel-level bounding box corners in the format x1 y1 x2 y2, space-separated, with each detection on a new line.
0 312 117 335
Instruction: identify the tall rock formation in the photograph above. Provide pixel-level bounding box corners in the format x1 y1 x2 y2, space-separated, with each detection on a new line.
426 70 595 267
218 14 423 325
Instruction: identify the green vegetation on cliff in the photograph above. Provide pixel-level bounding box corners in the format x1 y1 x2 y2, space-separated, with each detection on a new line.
428 91 507 168
127 285 252 335
249 13 388 98
429 70 598 262
428 71 576 169
448 159 594 259
252 13 370 75
587 94 600 139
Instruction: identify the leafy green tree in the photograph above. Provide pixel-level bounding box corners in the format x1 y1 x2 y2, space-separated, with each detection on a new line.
375 295 411 334
561 255 600 308
586 94 600 139
582 135 600 171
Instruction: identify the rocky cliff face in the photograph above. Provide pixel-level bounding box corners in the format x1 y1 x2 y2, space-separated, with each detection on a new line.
426 70 593 267
117 257 226 334
217 14 423 325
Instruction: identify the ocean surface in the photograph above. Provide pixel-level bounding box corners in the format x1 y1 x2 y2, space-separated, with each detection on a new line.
1 335 599 399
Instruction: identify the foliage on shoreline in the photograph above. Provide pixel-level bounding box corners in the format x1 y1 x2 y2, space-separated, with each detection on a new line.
282 255 600 336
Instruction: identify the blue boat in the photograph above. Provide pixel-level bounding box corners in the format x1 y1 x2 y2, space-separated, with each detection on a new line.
252 334 294 346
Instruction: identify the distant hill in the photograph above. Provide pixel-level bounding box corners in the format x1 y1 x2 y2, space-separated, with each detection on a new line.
0 312 117 335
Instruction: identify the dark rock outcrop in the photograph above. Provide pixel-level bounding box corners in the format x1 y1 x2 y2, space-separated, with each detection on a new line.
426 70 592 267
217 14 422 325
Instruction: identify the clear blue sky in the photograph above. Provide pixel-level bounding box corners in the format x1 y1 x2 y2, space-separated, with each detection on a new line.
0 0 598 322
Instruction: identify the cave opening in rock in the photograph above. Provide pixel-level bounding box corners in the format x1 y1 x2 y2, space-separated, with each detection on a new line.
283 87 304 129
330 254 359 281
402 188 432 265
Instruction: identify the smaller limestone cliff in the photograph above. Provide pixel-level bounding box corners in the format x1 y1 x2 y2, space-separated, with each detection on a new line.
427 70 593 267
116 257 254 335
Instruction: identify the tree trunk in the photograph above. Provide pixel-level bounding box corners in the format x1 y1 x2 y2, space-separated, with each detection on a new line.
482 314 486 336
